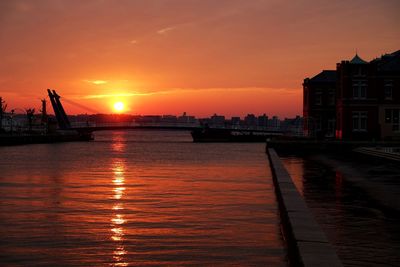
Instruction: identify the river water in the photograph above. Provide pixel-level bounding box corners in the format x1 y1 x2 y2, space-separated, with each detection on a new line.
0 131 287 266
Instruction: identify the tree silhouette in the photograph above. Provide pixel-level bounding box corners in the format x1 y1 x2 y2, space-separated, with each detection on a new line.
25 108 35 132
0 97 7 131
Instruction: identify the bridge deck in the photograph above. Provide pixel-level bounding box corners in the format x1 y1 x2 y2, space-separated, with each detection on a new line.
72 124 282 134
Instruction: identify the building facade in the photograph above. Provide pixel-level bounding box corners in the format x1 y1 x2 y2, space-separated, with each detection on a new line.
335 54 375 140
303 70 337 138
336 52 400 140
304 50 400 140
371 51 400 140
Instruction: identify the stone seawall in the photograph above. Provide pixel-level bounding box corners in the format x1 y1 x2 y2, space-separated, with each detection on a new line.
267 148 342 267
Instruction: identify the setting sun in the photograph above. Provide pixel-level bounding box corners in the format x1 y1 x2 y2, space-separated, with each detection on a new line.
113 102 124 112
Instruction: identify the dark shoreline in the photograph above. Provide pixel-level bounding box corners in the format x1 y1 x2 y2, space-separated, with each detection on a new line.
0 132 93 146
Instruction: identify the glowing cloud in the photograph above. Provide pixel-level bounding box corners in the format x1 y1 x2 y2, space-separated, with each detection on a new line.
84 80 108 85
82 92 152 99
157 26 175 35
78 87 298 100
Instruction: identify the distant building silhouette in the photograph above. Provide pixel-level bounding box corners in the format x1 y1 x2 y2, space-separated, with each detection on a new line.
257 114 268 128
268 116 280 131
303 70 337 138
244 114 257 129
178 112 196 124
162 115 178 123
210 114 225 127
304 50 400 140
281 116 304 136
230 117 241 128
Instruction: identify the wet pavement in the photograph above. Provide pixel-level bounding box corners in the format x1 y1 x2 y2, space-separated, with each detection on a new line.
280 155 400 267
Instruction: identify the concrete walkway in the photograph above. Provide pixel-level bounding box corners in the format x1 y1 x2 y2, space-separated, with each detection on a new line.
310 153 400 213
267 148 343 267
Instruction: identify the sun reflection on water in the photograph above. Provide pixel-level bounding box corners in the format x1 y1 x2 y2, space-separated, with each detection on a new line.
113 203 123 210
111 160 128 266
112 214 126 225
113 187 126 200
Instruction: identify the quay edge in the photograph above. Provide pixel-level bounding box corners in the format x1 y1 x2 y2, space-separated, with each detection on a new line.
0 131 93 146
267 147 343 267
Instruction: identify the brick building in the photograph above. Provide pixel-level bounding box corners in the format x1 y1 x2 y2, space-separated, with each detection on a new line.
303 70 337 138
304 50 400 140
336 51 400 140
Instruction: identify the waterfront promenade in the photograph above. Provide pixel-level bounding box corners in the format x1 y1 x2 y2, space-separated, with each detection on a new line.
280 151 400 266
310 152 400 213
267 148 342 267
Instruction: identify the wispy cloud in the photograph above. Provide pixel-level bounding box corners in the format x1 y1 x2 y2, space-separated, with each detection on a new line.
157 26 176 35
82 92 153 99
127 25 178 45
74 87 299 100
153 87 300 95
84 80 108 85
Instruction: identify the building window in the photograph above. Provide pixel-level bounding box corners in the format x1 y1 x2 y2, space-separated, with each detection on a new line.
315 91 322 105
327 119 335 137
316 116 322 131
352 66 366 77
384 80 393 100
328 90 335 105
352 111 367 132
393 109 399 124
385 109 399 125
352 80 367 99
385 109 392 123
384 109 399 132
392 109 400 132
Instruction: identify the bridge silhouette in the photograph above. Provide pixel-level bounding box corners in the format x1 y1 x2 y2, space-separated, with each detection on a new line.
70 122 283 135
71 122 200 132
48 89 281 135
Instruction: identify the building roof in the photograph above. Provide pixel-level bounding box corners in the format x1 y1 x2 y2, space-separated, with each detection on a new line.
373 50 400 73
309 70 337 83
350 53 368 64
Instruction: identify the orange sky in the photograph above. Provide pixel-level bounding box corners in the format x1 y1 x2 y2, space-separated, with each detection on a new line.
0 0 399 118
